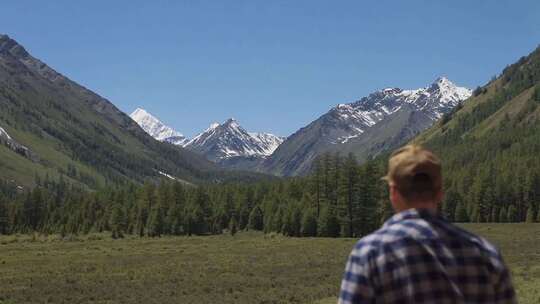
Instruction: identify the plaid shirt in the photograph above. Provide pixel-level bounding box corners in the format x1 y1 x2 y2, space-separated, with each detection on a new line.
339 208 516 304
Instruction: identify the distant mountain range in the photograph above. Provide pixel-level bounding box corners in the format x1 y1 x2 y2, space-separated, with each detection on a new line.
133 77 471 176
130 110 284 164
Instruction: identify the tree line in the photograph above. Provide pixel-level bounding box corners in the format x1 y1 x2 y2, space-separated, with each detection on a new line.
0 153 390 238
2 139 540 239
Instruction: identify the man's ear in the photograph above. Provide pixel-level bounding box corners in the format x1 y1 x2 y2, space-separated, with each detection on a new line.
389 184 398 205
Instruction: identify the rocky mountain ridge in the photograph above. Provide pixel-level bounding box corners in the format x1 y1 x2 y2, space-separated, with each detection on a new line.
261 77 472 176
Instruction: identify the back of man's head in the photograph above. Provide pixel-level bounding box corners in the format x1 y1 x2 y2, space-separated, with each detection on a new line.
383 145 442 203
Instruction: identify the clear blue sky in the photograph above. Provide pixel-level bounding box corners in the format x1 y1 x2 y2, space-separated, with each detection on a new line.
1 1 539 137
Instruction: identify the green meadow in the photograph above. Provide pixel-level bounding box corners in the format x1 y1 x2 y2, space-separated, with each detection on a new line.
0 224 539 304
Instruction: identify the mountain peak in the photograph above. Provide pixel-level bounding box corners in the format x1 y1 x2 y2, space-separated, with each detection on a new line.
427 77 472 106
130 108 188 145
130 108 159 124
0 34 29 58
185 118 284 160
382 87 400 93
223 118 239 127
0 34 64 83
430 76 456 89
434 76 450 83
131 107 151 118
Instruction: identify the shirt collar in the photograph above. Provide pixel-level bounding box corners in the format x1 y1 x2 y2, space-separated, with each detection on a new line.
382 208 442 228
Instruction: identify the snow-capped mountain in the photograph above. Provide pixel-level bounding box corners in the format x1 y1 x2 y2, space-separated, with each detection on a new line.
329 77 472 144
184 118 284 162
262 77 471 176
130 108 189 146
130 108 284 163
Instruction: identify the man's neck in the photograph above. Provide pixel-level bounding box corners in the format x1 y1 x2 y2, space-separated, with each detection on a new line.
394 202 438 213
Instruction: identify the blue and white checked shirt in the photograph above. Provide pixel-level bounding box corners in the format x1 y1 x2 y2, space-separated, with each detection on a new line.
339 208 516 304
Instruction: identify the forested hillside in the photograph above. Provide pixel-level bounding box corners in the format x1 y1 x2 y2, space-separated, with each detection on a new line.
413 45 540 223
0 34 266 189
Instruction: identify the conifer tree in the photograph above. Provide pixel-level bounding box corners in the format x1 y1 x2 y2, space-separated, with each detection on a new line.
499 206 507 223
300 208 317 237
272 205 285 233
248 206 264 231
147 203 165 237
135 183 156 236
490 208 499 223
262 194 282 233
322 153 332 204
317 206 340 237
223 190 235 225
229 215 237 236
442 190 460 221
282 201 301 237
185 202 206 235
470 205 479 223
507 205 519 222
166 203 183 235
357 162 380 235
525 203 535 223
0 196 8 234
194 187 212 234
184 207 194 236
312 157 323 218
109 203 125 239
337 153 358 237
454 201 469 222
238 204 250 230
331 153 342 207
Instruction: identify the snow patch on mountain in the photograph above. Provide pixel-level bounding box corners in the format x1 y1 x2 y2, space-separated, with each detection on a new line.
158 170 177 180
249 132 284 156
0 126 12 140
130 108 189 145
0 124 37 161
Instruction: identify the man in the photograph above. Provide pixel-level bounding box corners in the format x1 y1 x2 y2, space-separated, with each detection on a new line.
338 145 516 304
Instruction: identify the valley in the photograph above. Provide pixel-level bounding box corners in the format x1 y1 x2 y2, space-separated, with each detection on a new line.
0 2 539 303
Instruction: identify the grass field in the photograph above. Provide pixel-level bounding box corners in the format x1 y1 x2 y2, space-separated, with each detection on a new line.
0 224 539 304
